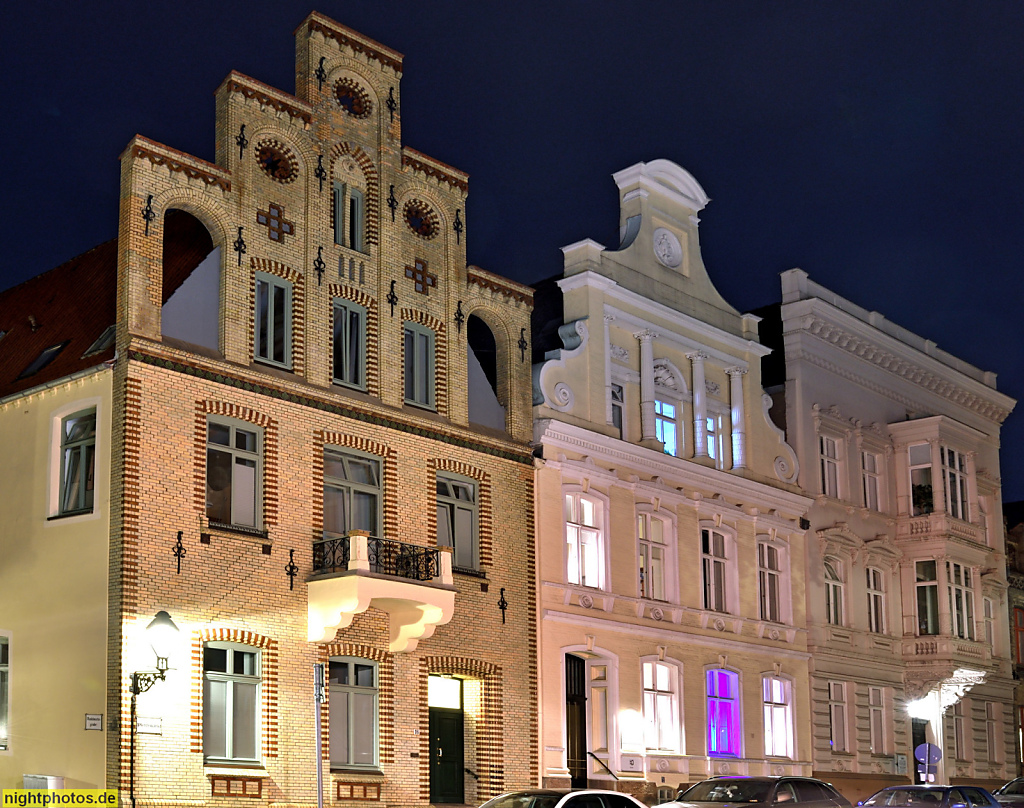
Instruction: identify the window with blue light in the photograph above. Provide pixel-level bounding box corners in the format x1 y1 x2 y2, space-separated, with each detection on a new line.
706 668 740 757
655 400 677 456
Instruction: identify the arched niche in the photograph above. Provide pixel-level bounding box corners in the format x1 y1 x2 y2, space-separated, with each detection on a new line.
467 314 506 432
161 209 219 352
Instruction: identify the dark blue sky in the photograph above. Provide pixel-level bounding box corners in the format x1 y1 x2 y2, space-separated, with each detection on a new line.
4 1 1023 497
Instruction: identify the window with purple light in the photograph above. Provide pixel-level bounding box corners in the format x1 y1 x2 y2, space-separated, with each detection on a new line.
706 668 740 757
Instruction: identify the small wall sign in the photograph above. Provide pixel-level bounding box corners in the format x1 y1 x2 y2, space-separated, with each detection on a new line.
85 714 103 731
620 756 643 772
137 717 163 735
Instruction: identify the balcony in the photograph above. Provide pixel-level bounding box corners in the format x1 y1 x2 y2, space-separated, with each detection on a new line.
901 635 990 665
307 531 455 652
895 512 983 544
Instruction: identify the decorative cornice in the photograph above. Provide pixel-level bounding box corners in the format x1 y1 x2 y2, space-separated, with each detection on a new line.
224 72 313 125
126 350 531 465
805 317 1013 424
128 136 232 192
467 267 533 306
306 15 404 74
402 149 468 192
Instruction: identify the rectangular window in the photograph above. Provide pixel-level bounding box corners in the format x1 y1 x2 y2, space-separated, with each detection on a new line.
204 643 260 763
655 400 678 456
701 528 728 613
643 661 678 752
947 562 975 640
984 598 995 647
254 272 292 368
590 665 608 752
942 446 969 520
909 443 933 516
986 702 999 762
952 701 966 760
825 560 844 626
758 542 782 623
566 493 603 589
333 182 366 253
206 417 261 530
1015 608 1024 663
638 513 666 601
707 415 724 468
862 451 880 511
763 676 793 758
437 474 478 571
866 567 886 634
869 687 885 754
0 637 8 751
403 322 435 409
707 668 740 757
329 657 378 768
819 435 839 498
59 409 97 515
611 384 624 439
333 299 366 389
828 681 847 753
916 560 939 636
323 449 381 539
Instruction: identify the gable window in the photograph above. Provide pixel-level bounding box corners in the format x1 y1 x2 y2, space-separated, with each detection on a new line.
948 562 975 640
706 668 740 757
819 435 839 498
824 559 844 626
827 681 848 752
942 446 969 520
643 661 679 752
329 657 378 768
916 560 940 636
206 417 261 530
333 299 367 390
323 449 381 539
762 675 793 758
869 686 886 754
862 451 880 510
638 512 667 601
333 181 366 253
437 474 478 571
255 272 292 368
611 384 624 440
59 409 96 515
701 528 729 613
758 541 783 623
0 637 8 751
403 322 435 409
204 643 260 764
866 567 886 634
909 443 934 515
655 400 678 456
565 492 604 589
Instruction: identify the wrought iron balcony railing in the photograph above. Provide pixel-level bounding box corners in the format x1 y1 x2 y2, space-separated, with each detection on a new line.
313 533 442 582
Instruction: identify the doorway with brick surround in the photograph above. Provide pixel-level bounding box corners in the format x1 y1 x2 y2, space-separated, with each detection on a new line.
429 675 464 803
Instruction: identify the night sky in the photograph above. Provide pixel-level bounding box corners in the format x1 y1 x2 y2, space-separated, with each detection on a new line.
4 2 1023 498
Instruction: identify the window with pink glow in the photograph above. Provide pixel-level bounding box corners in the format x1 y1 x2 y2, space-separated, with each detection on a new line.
706 668 740 757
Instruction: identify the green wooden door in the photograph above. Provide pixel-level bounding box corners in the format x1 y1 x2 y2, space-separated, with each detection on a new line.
429 707 464 803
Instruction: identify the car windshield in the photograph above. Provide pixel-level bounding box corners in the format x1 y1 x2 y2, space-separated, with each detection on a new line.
998 784 1024 797
680 781 773 803
884 790 945 807
481 794 562 808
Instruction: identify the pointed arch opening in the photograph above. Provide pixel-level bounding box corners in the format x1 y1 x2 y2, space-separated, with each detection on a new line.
467 314 505 431
161 209 219 352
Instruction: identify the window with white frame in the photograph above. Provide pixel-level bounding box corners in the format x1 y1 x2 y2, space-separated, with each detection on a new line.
204 643 260 763
206 417 262 530
952 700 967 759
942 446 970 520
701 528 729 613
333 298 367 390
655 400 678 457
827 681 848 753
862 451 881 511
566 492 604 589
916 560 940 636
254 272 292 368
437 473 478 571
909 443 934 516
948 562 975 640
762 675 793 758
866 567 886 634
758 541 783 623
323 449 381 539
869 686 886 754
986 702 1000 763
707 413 726 469
824 559 844 626
638 512 667 601
333 181 366 253
59 409 96 515
329 657 377 768
984 598 995 647
643 660 679 752
0 636 8 751
819 435 839 498
590 664 609 753
403 321 435 409
611 384 624 440
706 668 740 757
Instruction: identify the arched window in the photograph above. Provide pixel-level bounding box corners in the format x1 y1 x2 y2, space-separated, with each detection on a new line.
824 559 844 626
762 675 793 758
757 539 788 623
161 209 219 351
638 511 671 601
642 659 680 753
701 526 735 613
467 315 505 431
706 668 740 757
565 492 605 589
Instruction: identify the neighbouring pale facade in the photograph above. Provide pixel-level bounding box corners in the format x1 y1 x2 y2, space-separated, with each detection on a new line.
531 160 813 801
760 268 1016 800
2 12 538 806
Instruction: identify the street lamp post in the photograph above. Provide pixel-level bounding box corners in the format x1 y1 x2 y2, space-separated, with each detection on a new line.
129 611 179 808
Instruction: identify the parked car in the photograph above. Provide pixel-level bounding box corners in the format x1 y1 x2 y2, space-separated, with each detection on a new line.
992 779 1024 808
859 786 1001 808
658 776 851 808
479 790 648 808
